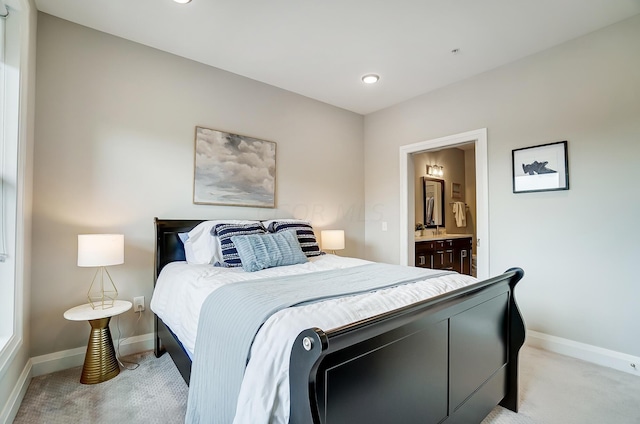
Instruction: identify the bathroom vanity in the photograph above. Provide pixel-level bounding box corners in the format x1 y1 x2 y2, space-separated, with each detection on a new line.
415 234 473 275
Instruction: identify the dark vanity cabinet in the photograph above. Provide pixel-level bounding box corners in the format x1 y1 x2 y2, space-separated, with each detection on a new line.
415 237 472 275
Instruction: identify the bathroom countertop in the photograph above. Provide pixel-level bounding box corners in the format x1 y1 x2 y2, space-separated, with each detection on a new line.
415 233 473 242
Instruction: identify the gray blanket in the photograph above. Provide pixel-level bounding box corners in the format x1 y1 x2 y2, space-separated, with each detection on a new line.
185 263 452 423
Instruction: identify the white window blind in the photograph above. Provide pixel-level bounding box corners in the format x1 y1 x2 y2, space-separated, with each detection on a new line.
0 0 9 352
0 5 7 262
0 0 14 353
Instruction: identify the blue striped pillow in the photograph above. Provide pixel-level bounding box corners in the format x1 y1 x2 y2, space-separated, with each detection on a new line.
231 230 308 272
212 222 267 267
266 220 325 257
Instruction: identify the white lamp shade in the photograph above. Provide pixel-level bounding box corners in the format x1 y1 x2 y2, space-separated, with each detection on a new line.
78 234 125 267
321 230 345 251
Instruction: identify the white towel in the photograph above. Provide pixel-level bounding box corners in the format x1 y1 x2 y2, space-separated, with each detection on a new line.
453 202 466 227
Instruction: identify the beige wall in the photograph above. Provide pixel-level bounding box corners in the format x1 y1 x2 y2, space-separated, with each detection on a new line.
25 7 640 365
31 14 364 357
364 15 640 356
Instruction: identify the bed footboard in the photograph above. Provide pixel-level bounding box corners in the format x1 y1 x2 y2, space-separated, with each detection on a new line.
289 268 525 424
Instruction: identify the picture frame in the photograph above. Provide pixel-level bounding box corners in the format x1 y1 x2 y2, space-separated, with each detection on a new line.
451 182 462 200
193 126 276 207
512 141 568 193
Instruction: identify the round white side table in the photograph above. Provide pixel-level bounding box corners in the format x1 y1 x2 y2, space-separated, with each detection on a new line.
64 300 132 384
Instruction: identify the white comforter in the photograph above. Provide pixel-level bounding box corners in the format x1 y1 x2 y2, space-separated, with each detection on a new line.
151 255 478 424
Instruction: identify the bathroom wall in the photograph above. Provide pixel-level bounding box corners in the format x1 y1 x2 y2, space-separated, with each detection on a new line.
464 147 477 253
413 148 472 236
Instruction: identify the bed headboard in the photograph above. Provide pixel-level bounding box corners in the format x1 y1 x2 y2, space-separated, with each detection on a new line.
154 218 204 285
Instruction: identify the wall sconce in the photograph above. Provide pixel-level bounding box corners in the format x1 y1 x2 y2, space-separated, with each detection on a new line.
427 165 444 178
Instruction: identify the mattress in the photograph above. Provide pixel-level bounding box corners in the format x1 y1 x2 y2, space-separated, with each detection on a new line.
150 255 478 423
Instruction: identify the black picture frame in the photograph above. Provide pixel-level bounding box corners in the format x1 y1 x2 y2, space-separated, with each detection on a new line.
512 141 569 193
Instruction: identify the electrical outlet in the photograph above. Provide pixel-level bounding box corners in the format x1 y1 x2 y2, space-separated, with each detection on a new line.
133 296 145 312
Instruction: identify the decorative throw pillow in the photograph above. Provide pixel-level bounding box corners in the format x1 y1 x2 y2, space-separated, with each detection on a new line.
265 220 324 257
212 222 267 267
231 230 308 272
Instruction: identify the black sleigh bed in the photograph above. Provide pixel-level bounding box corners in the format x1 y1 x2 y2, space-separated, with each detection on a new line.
153 218 525 424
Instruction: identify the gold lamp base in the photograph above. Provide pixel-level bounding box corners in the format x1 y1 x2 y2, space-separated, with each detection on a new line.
81 317 120 384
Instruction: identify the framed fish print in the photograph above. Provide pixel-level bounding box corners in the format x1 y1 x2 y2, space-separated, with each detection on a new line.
512 141 569 194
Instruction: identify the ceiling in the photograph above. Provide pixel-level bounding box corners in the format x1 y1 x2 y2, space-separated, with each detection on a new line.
33 0 640 115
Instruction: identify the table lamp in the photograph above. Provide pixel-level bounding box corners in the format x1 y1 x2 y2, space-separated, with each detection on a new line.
321 230 345 255
78 234 124 309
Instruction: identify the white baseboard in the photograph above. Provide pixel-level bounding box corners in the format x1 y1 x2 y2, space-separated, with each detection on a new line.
0 333 153 423
0 359 31 424
30 332 154 377
526 330 640 376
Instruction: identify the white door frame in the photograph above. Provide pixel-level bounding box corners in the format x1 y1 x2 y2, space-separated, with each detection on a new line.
399 128 490 279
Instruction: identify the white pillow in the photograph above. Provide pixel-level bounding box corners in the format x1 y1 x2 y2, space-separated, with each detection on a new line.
178 233 197 264
186 220 260 264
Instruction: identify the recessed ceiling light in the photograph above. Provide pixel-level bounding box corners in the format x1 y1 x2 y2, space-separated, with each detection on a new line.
173 0 192 4
362 74 380 84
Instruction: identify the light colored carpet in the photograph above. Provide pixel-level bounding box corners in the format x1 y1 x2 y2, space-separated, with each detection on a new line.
482 346 640 424
14 346 640 423
14 351 188 424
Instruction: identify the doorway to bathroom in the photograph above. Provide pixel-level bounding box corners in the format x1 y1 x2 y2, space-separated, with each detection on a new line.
399 129 490 279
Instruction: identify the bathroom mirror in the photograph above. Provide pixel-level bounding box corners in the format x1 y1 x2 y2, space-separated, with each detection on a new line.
423 177 444 228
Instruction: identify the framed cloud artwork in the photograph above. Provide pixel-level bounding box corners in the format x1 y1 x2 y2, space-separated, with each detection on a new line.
193 127 276 207
512 141 569 194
